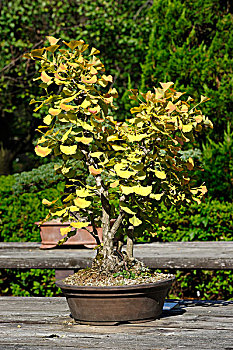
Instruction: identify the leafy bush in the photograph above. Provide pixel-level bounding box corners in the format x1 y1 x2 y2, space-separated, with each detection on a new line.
12 162 63 195
198 123 233 201
0 174 64 242
0 269 61 297
147 199 233 243
141 0 233 141
169 269 233 300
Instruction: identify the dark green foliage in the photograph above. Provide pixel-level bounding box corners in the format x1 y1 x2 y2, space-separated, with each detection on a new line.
0 269 61 297
148 200 233 242
0 0 153 173
12 162 63 195
141 0 233 141
169 269 233 300
1 0 232 173
0 174 64 242
198 123 233 201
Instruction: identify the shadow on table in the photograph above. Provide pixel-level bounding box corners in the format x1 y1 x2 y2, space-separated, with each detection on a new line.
160 299 233 319
180 299 233 307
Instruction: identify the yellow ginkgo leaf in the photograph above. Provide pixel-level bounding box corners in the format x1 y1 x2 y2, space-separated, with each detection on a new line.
41 71 52 83
154 170 166 179
76 188 92 197
126 134 147 142
89 47 100 56
166 101 176 113
81 99 91 109
116 169 135 179
42 199 53 206
195 115 203 123
110 180 119 188
102 74 113 83
187 157 194 171
90 66 98 75
35 145 52 157
60 145 77 155
90 152 103 158
61 127 72 143
120 204 136 215
182 124 193 133
112 145 126 151
43 115 53 125
46 36 60 45
60 227 71 236
88 105 101 114
81 75 97 84
89 166 102 176
107 135 119 142
70 222 90 229
74 197 91 209
150 193 163 200
60 103 76 111
51 208 67 216
120 185 134 195
129 216 142 227
75 137 93 144
49 108 61 116
159 82 174 91
133 185 152 196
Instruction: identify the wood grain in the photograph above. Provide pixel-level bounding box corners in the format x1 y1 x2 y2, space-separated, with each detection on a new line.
0 241 233 269
0 297 232 349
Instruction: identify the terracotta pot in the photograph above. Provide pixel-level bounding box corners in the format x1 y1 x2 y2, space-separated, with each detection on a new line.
35 220 102 249
56 276 175 325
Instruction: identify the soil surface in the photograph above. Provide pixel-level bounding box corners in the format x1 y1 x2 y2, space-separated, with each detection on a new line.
63 267 173 287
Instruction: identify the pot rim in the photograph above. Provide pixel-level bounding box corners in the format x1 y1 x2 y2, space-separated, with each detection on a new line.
56 275 175 292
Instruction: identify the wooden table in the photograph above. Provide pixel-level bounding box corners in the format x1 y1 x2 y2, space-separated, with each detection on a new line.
1 241 233 270
0 297 232 349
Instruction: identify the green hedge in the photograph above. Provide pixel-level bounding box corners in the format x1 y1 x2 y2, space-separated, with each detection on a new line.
141 0 233 141
0 175 64 242
151 199 233 243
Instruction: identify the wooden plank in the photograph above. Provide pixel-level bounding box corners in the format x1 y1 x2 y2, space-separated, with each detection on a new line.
0 241 233 269
0 297 232 349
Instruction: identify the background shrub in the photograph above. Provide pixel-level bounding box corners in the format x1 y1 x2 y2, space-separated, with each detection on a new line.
140 0 233 142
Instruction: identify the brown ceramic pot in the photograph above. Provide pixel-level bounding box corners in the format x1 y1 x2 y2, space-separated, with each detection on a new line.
56 276 175 325
35 220 102 249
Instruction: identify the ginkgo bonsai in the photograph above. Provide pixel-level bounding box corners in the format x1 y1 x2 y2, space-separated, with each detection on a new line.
24 37 213 281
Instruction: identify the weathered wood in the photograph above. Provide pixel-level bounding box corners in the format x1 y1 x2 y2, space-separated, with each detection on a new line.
0 297 232 349
0 241 233 269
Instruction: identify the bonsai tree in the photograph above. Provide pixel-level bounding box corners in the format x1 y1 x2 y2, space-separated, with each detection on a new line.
24 37 213 277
